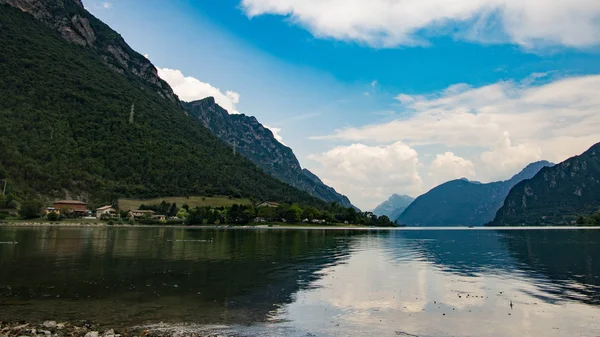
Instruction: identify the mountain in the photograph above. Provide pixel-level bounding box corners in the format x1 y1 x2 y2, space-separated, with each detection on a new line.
490 143 600 226
182 98 355 208
0 1 328 207
372 194 414 218
397 161 553 226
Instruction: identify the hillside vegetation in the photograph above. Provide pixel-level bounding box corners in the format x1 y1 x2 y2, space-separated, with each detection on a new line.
397 161 553 226
0 4 326 207
490 142 600 226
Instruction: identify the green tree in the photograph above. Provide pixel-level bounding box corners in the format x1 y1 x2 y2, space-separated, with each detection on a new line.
285 204 302 223
168 202 178 217
176 207 189 219
19 199 43 219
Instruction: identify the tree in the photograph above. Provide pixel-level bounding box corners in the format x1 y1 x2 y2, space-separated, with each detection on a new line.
19 200 43 219
285 204 302 223
168 202 178 217
176 207 188 219
257 206 275 219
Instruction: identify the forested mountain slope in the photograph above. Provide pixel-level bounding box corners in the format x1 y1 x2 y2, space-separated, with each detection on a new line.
490 143 600 226
397 161 553 226
183 98 354 208
0 2 327 207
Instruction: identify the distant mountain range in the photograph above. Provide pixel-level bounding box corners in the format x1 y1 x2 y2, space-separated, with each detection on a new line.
397 160 553 227
490 142 600 226
182 98 355 209
372 194 414 219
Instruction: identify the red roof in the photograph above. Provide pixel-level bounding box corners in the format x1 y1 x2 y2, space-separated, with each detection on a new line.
54 200 87 205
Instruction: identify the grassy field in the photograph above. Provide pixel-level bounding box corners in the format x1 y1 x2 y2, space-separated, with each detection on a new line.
118 196 252 211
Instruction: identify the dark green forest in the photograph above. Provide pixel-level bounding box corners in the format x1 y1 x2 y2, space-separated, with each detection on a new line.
0 5 327 208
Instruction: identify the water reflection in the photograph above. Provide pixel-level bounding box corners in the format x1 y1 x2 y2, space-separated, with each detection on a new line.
1 227 600 337
0 227 363 327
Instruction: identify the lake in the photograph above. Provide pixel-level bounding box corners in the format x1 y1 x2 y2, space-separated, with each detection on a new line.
1 227 600 336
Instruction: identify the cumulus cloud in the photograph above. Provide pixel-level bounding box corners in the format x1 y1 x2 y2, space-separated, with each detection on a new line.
480 132 542 180
101 2 112 9
430 152 475 184
315 74 600 161
310 74 600 204
240 0 600 48
264 125 286 145
307 142 422 210
157 68 242 114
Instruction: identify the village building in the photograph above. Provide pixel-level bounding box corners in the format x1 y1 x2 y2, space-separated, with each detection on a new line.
96 205 117 219
53 200 90 217
257 201 280 208
128 209 156 219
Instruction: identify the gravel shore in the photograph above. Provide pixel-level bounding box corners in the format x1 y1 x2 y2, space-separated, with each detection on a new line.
0 321 241 337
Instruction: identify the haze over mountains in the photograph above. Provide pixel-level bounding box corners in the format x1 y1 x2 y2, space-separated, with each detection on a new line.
372 194 414 219
396 161 554 227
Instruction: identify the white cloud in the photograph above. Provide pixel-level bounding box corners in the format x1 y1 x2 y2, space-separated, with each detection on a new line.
311 74 600 203
264 125 286 145
480 132 542 180
240 0 600 48
429 152 475 184
315 74 600 161
307 142 422 210
157 68 242 114
396 94 415 105
101 2 112 9
143 53 150 59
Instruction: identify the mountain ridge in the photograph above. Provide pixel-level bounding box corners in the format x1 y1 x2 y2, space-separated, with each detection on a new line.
372 194 414 218
182 97 355 209
0 1 329 207
490 143 600 226
397 160 553 226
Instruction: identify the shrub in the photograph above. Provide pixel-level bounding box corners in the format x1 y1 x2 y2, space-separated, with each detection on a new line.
18 199 44 219
47 211 60 221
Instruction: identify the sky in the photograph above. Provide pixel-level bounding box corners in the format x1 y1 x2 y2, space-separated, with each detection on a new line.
85 0 600 210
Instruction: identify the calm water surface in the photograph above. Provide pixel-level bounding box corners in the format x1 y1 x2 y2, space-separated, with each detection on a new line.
1 227 600 336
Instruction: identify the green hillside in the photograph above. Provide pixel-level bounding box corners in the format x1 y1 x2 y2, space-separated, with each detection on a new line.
490 142 600 226
0 4 326 207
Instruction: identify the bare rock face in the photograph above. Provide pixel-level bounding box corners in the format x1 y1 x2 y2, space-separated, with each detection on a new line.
183 98 356 209
0 0 178 104
490 142 600 226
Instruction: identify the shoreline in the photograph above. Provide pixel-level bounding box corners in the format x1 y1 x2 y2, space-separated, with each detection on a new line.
1 222 600 230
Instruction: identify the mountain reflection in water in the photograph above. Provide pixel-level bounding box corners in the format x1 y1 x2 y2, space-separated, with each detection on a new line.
1 227 600 337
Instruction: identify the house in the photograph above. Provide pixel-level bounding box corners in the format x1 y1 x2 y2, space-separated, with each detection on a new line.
96 205 117 219
152 214 166 221
53 200 87 211
53 200 90 217
257 201 280 208
128 209 155 219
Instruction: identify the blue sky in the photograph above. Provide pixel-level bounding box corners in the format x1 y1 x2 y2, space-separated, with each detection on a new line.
86 0 600 209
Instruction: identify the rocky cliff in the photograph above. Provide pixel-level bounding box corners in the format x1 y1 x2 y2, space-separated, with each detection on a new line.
490 143 600 226
0 0 178 103
0 2 329 207
182 98 355 209
397 161 553 226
